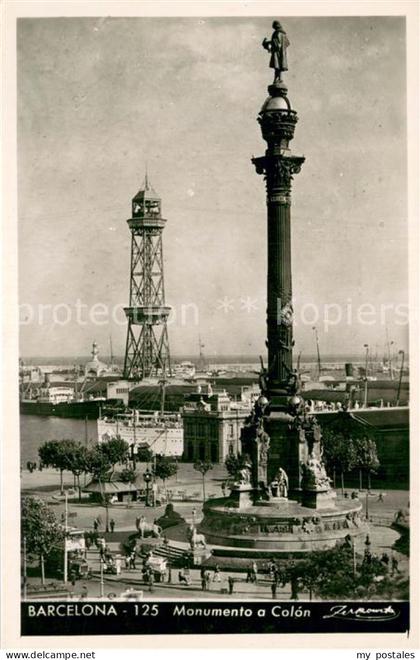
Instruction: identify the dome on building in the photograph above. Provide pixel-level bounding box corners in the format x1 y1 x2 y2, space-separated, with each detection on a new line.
85 341 108 376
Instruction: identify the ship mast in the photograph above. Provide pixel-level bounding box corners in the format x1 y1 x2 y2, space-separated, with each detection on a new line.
312 326 322 381
386 327 394 381
109 335 114 366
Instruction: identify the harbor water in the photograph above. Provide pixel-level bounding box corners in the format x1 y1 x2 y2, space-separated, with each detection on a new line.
20 415 98 465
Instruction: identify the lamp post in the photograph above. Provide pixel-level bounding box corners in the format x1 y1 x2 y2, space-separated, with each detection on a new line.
143 468 152 507
396 350 405 406
100 558 104 598
23 536 28 600
64 491 68 583
363 344 369 408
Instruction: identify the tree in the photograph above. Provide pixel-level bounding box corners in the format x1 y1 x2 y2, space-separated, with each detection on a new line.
153 456 178 494
97 436 129 479
38 439 78 494
120 467 137 484
224 454 244 477
21 496 64 585
135 447 153 464
85 446 112 481
353 435 380 491
193 461 213 501
322 429 357 495
65 442 90 502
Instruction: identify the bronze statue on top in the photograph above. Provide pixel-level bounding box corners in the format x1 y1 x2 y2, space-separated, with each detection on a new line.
262 20 290 83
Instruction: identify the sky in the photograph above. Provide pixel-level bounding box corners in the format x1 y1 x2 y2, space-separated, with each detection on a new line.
17 16 408 360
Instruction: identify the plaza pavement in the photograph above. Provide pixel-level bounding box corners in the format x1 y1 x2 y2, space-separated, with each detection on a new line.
22 466 409 600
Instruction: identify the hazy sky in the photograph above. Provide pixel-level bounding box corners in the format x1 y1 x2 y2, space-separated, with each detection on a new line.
18 16 408 359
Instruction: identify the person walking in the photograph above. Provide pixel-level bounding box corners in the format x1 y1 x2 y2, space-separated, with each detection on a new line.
213 565 221 583
135 516 141 532
93 518 99 532
228 576 234 595
201 573 207 591
167 566 172 584
271 580 278 599
252 561 258 583
110 519 115 533
80 585 88 599
148 569 154 593
205 571 211 591
290 575 299 600
129 551 136 570
391 556 399 575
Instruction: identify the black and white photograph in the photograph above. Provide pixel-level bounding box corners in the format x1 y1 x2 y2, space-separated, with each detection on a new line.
1 0 419 646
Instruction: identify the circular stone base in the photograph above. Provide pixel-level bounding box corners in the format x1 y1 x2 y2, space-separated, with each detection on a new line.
197 496 365 555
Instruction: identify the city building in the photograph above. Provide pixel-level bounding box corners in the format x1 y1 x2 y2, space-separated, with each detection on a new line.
182 386 252 463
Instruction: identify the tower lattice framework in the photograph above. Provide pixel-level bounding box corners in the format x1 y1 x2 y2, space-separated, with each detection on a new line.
123 178 171 380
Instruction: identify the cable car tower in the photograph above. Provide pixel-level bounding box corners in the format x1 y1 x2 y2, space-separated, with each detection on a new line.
123 175 172 380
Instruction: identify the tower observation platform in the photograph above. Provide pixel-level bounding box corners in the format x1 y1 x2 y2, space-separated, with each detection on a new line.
123 177 172 380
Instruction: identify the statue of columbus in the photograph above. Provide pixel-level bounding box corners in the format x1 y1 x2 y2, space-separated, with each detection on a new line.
262 20 290 83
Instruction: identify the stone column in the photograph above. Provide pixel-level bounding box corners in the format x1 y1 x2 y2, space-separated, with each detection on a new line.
253 82 304 405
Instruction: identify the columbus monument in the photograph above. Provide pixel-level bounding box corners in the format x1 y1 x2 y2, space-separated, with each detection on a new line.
198 21 365 557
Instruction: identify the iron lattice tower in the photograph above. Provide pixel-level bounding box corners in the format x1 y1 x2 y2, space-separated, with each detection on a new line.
123 177 171 380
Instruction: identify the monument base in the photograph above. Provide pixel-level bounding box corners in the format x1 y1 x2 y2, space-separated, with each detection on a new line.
225 485 254 509
301 488 337 510
197 496 365 555
190 546 212 566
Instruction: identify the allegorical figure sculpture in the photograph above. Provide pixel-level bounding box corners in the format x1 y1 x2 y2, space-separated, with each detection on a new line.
270 466 289 498
262 20 290 83
234 455 253 486
301 453 331 491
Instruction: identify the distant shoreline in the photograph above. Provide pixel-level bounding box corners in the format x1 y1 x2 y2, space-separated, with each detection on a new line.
19 354 394 366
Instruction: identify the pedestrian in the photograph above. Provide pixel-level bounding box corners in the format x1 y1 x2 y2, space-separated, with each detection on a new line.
178 569 189 586
148 570 154 593
271 580 278 599
201 574 207 591
205 571 211 591
391 556 399 575
110 519 115 533
167 566 172 584
213 565 221 583
85 535 92 551
228 576 234 594
93 518 99 532
378 492 385 502
130 551 136 570
252 561 258 583
80 585 88 599
269 559 277 580
246 567 252 583
381 553 390 569
70 570 76 588
200 566 206 580
290 575 299 600
125 554 130 570
135 516 141 531
115 556 122 575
